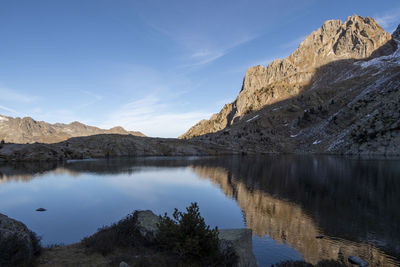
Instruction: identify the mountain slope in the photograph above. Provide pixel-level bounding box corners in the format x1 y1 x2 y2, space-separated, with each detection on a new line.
0 115 145 144
181 15 400 155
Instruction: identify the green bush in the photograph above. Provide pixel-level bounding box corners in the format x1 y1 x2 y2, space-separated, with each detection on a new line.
156 202 237 266
82 212 145 255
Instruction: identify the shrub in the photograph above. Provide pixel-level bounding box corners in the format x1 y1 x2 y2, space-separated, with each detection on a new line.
82 212 145 255
156 202 237 266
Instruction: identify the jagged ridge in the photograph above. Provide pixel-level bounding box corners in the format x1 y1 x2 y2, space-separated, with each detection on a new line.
180 16 400 156
0 115 145 144
181 15 396 139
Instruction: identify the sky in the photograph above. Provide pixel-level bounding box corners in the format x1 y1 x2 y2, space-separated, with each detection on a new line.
0 0 399 137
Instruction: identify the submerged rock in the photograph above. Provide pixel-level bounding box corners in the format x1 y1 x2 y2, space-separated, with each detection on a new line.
36 208 47 212
348 255 369 266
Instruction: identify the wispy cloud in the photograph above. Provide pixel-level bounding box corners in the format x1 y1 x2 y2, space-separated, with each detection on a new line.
0 104 17 114
102 94 211 138
184 35 259 67
75 90 104 110
0 86 37 103
82 90 103 101
147 20 259 67
139 2 264 68
375 8 400 33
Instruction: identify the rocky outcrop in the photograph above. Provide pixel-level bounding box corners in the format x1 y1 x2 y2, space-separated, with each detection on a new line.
181 15 396 139
219 229 258 267
0 114 145 144
0 213 41 266
134 210 160 241
181 16 400 156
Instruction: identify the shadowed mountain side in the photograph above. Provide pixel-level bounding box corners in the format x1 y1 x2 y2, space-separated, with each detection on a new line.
0 134 234 161
0 115 145 144
181 17 400 155
182 39 400 155
189 156 400 266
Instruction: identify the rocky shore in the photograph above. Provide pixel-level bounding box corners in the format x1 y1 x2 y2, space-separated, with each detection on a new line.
0 134 235 162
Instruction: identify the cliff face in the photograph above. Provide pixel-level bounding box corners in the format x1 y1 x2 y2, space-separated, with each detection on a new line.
181 16 400 155
235 15 392 118
0 115 145 144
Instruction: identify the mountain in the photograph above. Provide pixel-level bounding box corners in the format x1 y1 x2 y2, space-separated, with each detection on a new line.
0 115 145 144
181 15 400 155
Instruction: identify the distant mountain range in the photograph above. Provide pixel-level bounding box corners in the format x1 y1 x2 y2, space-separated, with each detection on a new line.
0 114 145 144
181 15 400 155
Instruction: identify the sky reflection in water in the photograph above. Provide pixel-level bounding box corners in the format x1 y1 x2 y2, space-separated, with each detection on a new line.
0 155 399 266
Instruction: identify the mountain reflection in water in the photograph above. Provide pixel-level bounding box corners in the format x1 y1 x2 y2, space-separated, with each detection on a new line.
0 155 399 266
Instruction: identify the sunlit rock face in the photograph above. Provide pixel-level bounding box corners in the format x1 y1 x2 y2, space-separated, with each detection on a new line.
181 15 394 139
181 17 400 156
191 156 400 266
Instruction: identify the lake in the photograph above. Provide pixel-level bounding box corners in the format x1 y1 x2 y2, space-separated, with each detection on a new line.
0 155 399 266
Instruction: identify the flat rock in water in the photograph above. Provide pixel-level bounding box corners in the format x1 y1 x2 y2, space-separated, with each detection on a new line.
348 255 369 267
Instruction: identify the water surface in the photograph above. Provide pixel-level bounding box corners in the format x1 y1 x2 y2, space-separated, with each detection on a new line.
0 155 399 266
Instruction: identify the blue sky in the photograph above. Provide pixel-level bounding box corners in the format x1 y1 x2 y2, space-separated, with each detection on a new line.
0 0 399 137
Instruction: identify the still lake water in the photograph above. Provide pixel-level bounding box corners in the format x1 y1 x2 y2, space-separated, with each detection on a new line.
0 155 399 266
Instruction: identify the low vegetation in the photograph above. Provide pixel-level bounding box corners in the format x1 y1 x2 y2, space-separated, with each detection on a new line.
82 211 145 255
157 202 237 266
82 203 238 267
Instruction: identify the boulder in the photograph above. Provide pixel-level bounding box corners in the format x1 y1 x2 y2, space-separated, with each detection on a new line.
0 213 40 266
134 210 160 241
219 229 258 267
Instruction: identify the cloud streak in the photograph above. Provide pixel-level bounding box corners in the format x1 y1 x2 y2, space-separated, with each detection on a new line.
0 86 37 103
102 95 211 138
0 104 17 114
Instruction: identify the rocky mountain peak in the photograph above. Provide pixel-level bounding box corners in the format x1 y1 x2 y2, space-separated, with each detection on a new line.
287 14 390 71
232 15 395 123
181 15 398 140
